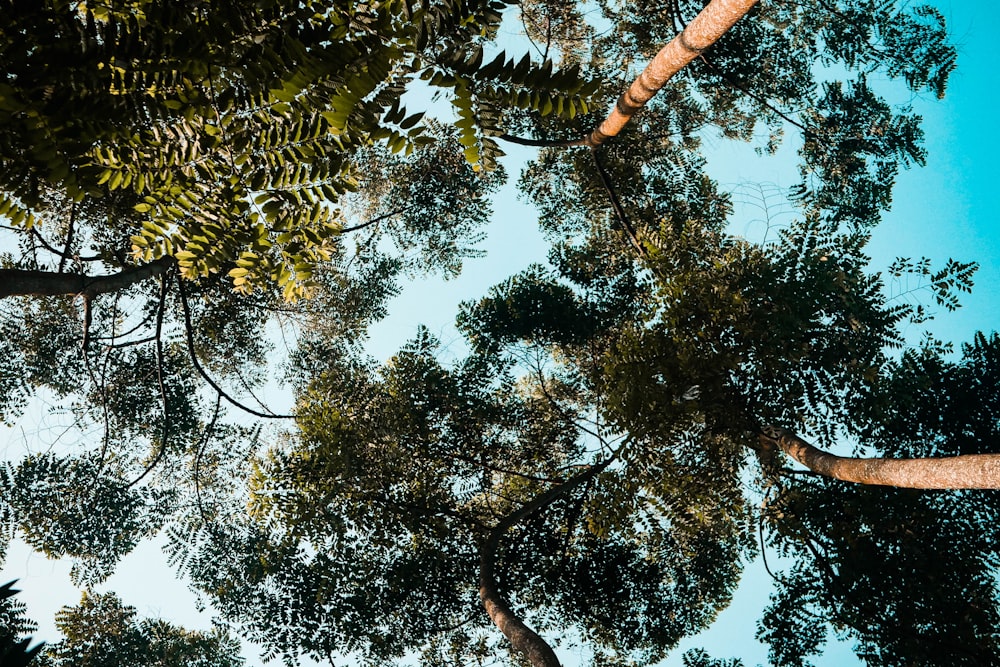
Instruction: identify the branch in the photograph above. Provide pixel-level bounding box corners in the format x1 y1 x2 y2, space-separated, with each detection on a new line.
758 513 780 582
0 257 174 299
591 150 648 260
28 227 104 266
698 54 810 132
125 276 172 488
195 394 224 538
759 426 1000 489
438 450 563 484
339 208 406 234
176 276 296 420
498 133 585 148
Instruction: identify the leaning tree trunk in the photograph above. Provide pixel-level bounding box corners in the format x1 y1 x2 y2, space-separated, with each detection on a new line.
582 0 760 147
760 426 1000 489
479 530 561 667
475 456 618 666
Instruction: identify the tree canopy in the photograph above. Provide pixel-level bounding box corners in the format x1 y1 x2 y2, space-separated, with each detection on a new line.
2 0 998 666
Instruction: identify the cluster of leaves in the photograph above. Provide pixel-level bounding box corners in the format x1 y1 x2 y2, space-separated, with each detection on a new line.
1 454 174 585
0 0 599 297
35 590 243 667
760 480 1000 666
0 581 43 667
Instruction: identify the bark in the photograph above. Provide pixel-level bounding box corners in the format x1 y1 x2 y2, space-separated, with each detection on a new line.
476 454 620 667
760 426 1000 489
582 0 760 148
0 257 173 299
479 532 562 667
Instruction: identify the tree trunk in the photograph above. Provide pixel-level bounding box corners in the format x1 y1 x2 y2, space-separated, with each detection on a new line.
760 426 1000 489
583 0 760 147
475 456 619 666
0 257 173 299
479 531 561 667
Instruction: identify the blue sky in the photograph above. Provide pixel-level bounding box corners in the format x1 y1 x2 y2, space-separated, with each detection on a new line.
3 1 999 665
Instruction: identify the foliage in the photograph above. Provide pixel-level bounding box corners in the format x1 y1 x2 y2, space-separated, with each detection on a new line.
2 454 174 585
36 591 243 667
1 0 996 666
760 481 1000 666
0 0 597 296
0 581 43 667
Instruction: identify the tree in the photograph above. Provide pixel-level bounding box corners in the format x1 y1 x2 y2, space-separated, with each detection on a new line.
184 326 748 666
7 590 243 667
3 0 997 667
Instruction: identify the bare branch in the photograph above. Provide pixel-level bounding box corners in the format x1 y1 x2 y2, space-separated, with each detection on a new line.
176 276 295 420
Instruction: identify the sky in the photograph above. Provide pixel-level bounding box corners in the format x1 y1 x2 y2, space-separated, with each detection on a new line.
2 1 1000 665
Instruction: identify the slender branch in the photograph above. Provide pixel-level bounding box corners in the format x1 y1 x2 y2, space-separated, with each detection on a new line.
429 609 480 635
591 149 648 260
195 394 223 536
758 513 779 582
339 208 406 234
28 227 104 265
530 355 609 447
101 334 160 349
498 133 585 148
760 426 1000 489
698 55 810 132
439 450 563 484
126 276 172 488
176 276 296 420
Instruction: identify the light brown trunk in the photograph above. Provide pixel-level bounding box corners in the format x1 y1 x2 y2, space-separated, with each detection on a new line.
0 257 173 299
761 426 1000 489
583 0 760 147
479 532 561 667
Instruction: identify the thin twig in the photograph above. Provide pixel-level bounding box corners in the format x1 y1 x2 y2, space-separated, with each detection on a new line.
176 276 295 420
339 208 406 234
125 275 172 488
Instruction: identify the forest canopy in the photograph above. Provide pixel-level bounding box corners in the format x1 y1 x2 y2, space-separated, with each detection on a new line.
1 1 998 666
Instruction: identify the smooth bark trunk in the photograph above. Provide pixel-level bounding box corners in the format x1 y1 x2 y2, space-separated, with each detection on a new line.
760 426 1000 489
582 0 760 147
0 257 173 299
